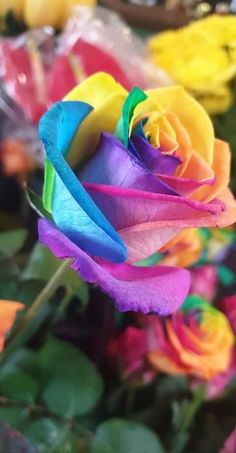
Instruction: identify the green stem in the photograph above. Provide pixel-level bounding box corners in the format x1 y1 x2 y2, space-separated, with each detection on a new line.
179 383 206 432
169 384 206 453
7 259 72 346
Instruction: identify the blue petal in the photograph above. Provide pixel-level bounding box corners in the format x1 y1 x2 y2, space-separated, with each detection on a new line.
39 101 127 263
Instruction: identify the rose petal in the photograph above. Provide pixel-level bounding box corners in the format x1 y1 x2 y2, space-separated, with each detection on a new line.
145 86 215 165
64 71 127 108
64 73 127 167
39 102 127 263
158 173 215 197
130 135 181 175
38 219 191 315
84 182 229 260
79 133 177 195
191 139 231 202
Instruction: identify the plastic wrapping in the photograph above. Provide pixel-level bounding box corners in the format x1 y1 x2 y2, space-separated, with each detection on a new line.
49 6 171 102
0 90 44 175
0 7 171 123
0 27 54 123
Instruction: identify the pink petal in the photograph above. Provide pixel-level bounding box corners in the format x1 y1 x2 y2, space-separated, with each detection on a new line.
84 182 226 261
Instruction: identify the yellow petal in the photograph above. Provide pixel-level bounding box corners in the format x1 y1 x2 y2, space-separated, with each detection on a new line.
64 72 127 108
68 92 126 167
145 86 214 166
63 73 127 167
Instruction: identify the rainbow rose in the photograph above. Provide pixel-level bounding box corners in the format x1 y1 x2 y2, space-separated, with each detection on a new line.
146 297 234 380
37 73 236 315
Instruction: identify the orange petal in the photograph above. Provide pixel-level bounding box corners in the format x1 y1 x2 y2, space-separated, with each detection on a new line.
160 228 202 267
165 112 192 175
148 350 190 375
181 148 214 181
0 300 24 352
191 139 230 202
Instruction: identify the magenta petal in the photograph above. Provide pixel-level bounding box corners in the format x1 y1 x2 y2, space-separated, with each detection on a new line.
157 174 215 197
38 219 191 315
84 183 226 232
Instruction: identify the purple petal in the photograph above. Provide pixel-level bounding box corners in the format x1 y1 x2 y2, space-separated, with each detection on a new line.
130 135 181 176
79 133 177 195
38 219 191 315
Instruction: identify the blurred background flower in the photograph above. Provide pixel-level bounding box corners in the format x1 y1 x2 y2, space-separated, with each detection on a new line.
149 15 236 115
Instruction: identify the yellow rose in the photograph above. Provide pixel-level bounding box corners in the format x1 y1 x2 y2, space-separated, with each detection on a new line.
196 86 233 116
148 15 236 115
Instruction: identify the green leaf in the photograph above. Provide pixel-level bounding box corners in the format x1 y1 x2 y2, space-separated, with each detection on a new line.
22 243 88 304
0 229 27 258
25 418 77 453
93 419 165 453
37 336 103 418
0 348 35 378
90 437 114 453
0 369 39 403
17 280 46 307
26 187 53 220
0 261 19 279
0 279 18 299
0 407 30 431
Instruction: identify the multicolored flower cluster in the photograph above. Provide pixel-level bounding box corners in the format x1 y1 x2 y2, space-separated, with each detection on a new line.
149 15 236 114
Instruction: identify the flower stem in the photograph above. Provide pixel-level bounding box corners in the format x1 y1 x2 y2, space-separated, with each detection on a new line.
179 383 206 432
7 259 72 346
